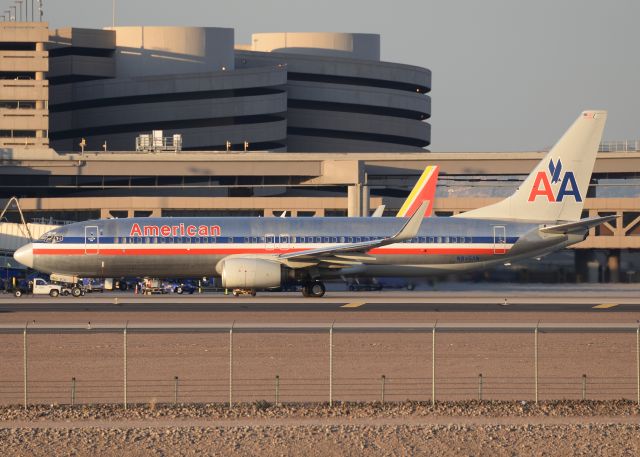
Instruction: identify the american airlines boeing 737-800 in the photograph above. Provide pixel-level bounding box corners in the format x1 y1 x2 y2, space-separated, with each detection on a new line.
14 111 614 297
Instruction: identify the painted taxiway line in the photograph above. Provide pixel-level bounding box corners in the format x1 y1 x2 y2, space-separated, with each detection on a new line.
592 303 619 309
341 302 366 308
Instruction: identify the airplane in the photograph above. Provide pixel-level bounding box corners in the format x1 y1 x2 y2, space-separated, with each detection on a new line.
14 110 614 297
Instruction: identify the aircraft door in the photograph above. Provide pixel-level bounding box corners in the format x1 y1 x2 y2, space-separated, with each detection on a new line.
493 225 506 254
85 225 100 255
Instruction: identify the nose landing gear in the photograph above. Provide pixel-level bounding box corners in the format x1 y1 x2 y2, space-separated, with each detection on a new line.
302 281 325 298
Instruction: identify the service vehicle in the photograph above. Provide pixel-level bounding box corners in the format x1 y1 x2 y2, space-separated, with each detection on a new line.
13 278 63 298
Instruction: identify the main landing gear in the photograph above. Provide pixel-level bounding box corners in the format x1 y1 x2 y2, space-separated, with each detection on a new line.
301 281 325 298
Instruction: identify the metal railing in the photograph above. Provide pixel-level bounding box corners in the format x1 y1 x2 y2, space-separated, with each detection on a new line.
0 322 638 408
599 140 640 152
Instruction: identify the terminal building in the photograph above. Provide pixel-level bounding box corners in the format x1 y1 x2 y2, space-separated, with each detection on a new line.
0 20 638 284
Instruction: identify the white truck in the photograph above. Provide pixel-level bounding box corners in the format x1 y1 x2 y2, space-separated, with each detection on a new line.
14 278 63 298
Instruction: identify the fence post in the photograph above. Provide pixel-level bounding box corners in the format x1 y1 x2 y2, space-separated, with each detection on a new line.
432 322 436 405
381 375 386 403
534 323 539 404
174 376 179 404
275 375 280 405
71 377 76 406
636 325 639 405
329 323 334 407
229 322 234 408
478 374 483 401
123 321 128 410
582 374 586 401
23 321 28 409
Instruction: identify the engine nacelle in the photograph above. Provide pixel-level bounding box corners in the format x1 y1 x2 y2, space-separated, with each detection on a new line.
220 258 282 289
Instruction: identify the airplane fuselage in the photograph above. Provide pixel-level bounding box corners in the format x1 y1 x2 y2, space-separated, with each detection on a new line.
23 216 579 280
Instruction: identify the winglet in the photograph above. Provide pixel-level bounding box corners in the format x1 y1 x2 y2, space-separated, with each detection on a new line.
392 201 428 242
371 205 386 217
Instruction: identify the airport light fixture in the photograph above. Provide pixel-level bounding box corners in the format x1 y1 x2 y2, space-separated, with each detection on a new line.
16 0 22 21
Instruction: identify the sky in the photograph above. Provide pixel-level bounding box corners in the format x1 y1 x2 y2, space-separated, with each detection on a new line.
33 0 640 151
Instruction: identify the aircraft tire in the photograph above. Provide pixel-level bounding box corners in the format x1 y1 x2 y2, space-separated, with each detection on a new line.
310 282 325 298
71 287 82 298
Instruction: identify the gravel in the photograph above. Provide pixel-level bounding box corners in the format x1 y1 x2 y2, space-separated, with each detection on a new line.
1 423 639 457
0 399 638 422
1 401 639 456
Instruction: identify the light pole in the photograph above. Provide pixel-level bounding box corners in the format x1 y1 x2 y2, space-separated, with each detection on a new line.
10 5 16 21
16 1 23 21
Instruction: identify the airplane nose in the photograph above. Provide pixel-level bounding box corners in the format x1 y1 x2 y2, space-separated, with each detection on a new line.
14 243 34 268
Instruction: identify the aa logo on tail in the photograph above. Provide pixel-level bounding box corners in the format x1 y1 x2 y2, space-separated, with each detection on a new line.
528 158 582 202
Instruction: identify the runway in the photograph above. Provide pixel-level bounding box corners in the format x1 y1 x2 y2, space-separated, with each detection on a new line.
1 286 639 323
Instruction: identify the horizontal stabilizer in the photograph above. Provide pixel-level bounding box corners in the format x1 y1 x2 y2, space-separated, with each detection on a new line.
540 215 618 234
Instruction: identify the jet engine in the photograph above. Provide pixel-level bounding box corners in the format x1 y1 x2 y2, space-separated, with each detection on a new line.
220 258 282 289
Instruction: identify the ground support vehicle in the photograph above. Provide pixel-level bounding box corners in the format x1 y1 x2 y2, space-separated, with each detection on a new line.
13 278 63 297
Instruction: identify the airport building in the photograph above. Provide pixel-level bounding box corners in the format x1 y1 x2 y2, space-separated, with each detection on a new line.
47 27 430 153
0 21 48 148
0 20 638 283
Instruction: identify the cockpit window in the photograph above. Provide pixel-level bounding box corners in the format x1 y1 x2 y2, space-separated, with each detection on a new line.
38 233 64 243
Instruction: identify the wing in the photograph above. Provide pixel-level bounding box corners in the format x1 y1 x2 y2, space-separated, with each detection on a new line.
278 201 428 266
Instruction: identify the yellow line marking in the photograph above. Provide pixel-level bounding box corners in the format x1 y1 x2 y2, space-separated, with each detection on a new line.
341 302 366 308
592 303 619 309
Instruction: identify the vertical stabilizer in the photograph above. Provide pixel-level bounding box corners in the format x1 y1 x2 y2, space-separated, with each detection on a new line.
455 110 607 222
396 165 439 218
